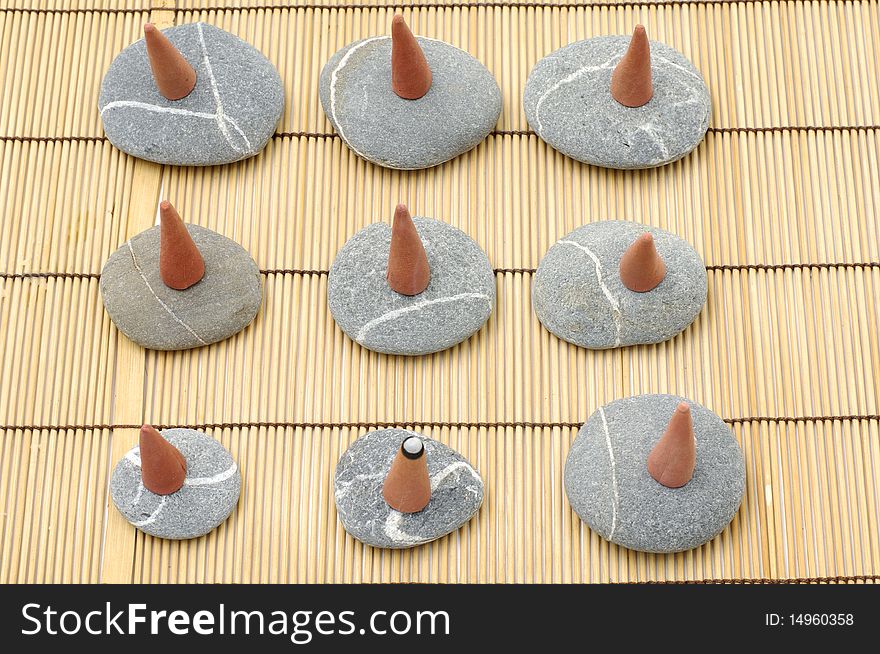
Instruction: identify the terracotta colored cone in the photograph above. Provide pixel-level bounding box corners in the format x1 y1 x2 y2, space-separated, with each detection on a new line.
383 436 432 513
386 204 430 295
391 15 432 100
139 424 187 495
144 23 197 100
647 402 696 488
159 201 205 290
610 25 653 108
619 232 666 292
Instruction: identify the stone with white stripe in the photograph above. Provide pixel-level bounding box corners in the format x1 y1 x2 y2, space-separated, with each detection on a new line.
110 428 241 540
100 224 262 350
334 429 484 548
524 36 710 169
99 22 283 166
533 221 706 349
328 217 495 355
319 36 501 169
565 395 745 553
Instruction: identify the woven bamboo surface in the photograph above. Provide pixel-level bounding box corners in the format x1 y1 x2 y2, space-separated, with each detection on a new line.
1 0 878 584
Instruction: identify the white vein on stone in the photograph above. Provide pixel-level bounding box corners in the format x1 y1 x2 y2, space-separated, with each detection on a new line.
355 292 491 344
382 510 422 544
197 22 252 154
99 23 252 156
429 461 481 492
558 239 622 347
99 101 251 154
533 56 618 132
655 55 703 83
638 123 670 160
598 407 619 541
125 449 142 467
334 471 385 501
101 100 218 121
329 36 387 160
132 496 167 527
185 463 238 486
126 241 209 346
381 459 481 544
130 481 146 508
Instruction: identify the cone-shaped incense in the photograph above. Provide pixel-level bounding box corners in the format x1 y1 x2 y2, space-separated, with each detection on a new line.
391 15 432 100
619 232 666 292
647 402 696 488
610 25 653 108
144 23 197 100
139 424 187 495
159 201 205 290
383 436 431 513
386 204 430 295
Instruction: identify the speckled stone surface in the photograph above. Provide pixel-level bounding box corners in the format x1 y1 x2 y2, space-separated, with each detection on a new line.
564 395 745 553
100 224 262 350
99 22 284 166
328 217 495 355
319 36 501 169
524 36 710 169
334 429 484 548
533 221 706 349
110 429 241 540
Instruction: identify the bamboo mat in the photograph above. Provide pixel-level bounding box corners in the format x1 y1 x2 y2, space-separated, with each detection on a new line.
1 0 878 584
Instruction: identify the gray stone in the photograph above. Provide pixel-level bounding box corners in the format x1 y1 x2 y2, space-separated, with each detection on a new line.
334 429 484 548
564 394 745 553
110 428 241 540
533 221 706 349
319 36 501 170
524 36 710 169
328 217 495 355
100 224 262 350
99 22 284 166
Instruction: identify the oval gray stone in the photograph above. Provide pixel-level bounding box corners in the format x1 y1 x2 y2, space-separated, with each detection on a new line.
319 36 501 170
110 429 241 540
524 36 710 169
533 221 707 349
99 22 284 166
328 217 495 355
564 395 745 553
334 429 484 549
100 224 262 351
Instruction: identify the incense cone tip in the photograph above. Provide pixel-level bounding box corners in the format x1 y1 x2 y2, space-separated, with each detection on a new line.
391 15 432 100
159 201 205 290
610 24 653 108
619 231 666 292
647 402 696 488
138 424 187 495
387 204 430 295
144 23 197 100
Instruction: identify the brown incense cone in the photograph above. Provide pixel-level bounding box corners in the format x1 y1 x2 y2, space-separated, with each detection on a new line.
647 402 696 488
391 15 432 100
610 25 653 108
159 200 205 290
139 424 187 495
383 436 431 513
144 23 197 100
619 232 666 292
386 204 430 295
